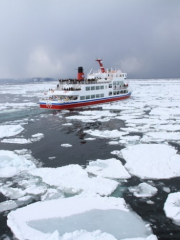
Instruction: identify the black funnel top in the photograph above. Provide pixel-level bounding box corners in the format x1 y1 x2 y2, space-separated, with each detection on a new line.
78 67 83 73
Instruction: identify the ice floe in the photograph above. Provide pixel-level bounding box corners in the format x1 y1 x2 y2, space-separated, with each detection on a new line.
7 196 154 240
86 158 131 179
141 132 180 143
0 186 25 199
61 143 72 147
1 133 44 144
0 150 36 178
29 165 118 196
121 144 180 179
129 183 158 198
1 138 32 144
0 125 24 138
164 192 180 226
84 129 128 139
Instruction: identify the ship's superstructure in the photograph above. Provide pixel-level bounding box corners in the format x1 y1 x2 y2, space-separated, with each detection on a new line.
39 59 132 110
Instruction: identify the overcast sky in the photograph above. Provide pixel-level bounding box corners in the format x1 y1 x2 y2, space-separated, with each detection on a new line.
0 0 180 79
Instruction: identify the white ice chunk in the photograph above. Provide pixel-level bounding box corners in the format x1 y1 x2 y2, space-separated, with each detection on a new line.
121 144 180 179
129 183 157 198
84 129 128 139
84 138 96 141
0 150 36 178
7 196 153 240
0 186 25 199
61 144 72 147
1 138 31 144
0 200 18 212
164 192 180 226
0 125 24 138
25 185 47 196
141 132 180 142
29 165 118 196
41 188 64 201
86 158 131 179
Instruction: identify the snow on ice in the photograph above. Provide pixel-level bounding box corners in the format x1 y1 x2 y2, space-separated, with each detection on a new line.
7 196 155 240
0 125 24 138
0 150 36 178
129 183 158 198
29 165 118 196
121 144 180 179
86 158 131 179
164 192 180 226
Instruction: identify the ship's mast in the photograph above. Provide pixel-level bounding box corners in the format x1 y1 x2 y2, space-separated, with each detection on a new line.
96 59 106 73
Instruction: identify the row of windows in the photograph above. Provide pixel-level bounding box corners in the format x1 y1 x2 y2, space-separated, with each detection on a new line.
86 85 104 91
80 94 104 100
108 74 125 77
109 90 128 95
113 81 123 85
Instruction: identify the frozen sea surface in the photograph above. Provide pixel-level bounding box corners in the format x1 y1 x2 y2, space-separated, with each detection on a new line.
1 79 180 240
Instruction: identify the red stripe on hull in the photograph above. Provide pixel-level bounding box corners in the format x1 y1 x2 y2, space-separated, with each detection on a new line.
40 95 131 110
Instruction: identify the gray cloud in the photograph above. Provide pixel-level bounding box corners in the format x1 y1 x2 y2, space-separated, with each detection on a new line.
0 0 180 79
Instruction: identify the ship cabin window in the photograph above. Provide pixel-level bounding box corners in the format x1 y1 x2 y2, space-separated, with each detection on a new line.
91 86 95 90
113 91 117 95
80 96 85 100
86 87 90 91
100 85 104 89
86 95 90 99
91 95 95 99
113 81 116 85
117 91 120 95
109 91 112 96
116 81 119 85
96 94 100 98
101 94 104 97
96 86 100 90
109 84 112 88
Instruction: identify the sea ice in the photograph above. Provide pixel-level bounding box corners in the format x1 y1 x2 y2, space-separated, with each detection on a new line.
1 138 31 144
31 133 44 141
7 196 154 240
84 129 128 139
0 150 36 178
141 132 180 142
61 144 72 147
25 185 47 196
164 192 180 226
86 158 131 179
29 165 118 196
0 125 24 138
129 183 158 198
121 144 180 179
0 186 25 199
41 188 64 201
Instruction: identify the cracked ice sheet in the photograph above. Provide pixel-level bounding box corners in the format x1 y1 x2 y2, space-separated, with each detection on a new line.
129 183 158 198
141 132 180 143
121 144 180 179
86 158 131 179
1 133 44 144
0 150 36 178
164 192 180 226
84 129 128 139
0 125 24 138
29 165 118 196
66 110 116 123
79 110 117 118
7 195 156 240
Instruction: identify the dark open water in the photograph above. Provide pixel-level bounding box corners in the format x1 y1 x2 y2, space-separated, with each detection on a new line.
0 81 180 240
